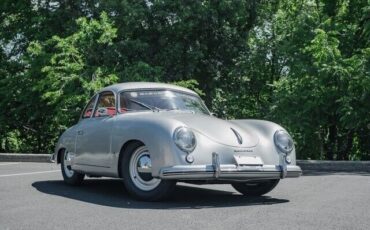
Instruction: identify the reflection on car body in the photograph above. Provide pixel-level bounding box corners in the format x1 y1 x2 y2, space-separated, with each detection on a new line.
52 82 301 201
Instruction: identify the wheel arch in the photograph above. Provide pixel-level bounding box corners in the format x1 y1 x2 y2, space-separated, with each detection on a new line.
117 139 145 178
111 117 186 178
56 147 65 164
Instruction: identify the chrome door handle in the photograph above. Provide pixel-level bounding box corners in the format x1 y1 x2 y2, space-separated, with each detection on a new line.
77 130 84 135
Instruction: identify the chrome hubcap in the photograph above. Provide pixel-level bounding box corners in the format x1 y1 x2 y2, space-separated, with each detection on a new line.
129 146 160 191
63 151 74 178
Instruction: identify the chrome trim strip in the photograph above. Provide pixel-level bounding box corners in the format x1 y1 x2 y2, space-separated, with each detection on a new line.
230 128 243 145
74 163 111 168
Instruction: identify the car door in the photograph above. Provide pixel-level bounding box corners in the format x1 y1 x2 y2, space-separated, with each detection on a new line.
75 91 116 168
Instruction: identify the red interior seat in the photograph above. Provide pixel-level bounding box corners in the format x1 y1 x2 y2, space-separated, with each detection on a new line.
106 107 116 116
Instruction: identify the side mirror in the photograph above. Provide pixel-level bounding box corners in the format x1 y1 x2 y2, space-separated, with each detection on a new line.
210 112 216 117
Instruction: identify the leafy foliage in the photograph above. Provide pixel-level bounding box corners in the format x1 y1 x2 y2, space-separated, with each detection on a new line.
0 0 369 160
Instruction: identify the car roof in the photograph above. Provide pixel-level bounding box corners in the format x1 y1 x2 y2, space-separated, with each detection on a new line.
99 82 198 95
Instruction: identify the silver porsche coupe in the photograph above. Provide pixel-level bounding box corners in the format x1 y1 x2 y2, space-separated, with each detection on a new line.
52 82 301 201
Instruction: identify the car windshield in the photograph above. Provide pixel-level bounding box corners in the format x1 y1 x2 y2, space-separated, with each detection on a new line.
120 90 210 115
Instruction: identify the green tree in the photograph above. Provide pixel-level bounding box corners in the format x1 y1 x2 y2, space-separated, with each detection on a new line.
1 0 369 159
271 0 370 160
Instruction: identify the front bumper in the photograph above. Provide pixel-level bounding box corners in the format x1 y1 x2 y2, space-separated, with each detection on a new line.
159 153 302 181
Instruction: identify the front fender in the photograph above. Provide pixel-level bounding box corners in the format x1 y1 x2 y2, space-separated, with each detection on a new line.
111 115 188 177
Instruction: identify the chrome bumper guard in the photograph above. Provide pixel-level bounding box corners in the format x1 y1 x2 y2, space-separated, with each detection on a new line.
159 153 302 181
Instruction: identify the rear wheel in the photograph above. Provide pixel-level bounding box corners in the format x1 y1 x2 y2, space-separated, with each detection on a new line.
232 179 280 196
121 142 176 201
60 149 84 185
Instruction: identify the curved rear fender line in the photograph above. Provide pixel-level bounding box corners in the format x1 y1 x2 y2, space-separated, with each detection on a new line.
53 125 77 164
54 137 69 164
230 119 297 165
56 147 65 164
111 118 187 178
53 137 65 164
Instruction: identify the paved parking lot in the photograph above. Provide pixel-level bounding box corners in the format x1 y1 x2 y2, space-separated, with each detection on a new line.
0 162 369 230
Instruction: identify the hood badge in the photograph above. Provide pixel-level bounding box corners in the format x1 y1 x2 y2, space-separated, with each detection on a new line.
230 128 243 145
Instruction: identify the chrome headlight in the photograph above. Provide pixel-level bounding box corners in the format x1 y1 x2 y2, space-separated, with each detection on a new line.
173 127 196 153
274 130 294 154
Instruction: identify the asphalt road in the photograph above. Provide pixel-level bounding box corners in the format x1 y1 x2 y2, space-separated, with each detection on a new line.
0 162 369 230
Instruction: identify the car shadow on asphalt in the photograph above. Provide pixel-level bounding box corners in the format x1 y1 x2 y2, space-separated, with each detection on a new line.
32 179 289 209
302 171 370 176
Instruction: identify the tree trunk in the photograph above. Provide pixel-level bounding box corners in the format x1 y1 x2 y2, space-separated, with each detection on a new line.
326 122 338 160
338 130 354 160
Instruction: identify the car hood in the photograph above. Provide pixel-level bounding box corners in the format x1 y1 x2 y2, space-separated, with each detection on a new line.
166 113 259 148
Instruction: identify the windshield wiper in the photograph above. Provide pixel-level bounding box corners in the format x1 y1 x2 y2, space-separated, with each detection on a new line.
167 108 195 114
128 99 160 112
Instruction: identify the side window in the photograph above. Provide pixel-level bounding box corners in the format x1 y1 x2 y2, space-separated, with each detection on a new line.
81 95 97 119
120 93 129 112
94 92 116 117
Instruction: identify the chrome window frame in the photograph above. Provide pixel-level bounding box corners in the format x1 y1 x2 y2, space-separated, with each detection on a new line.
92 90 117 118
80 94 99 120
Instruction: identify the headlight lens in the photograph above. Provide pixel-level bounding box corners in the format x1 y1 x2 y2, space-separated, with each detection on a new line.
274 130 294 154
173 127 196 153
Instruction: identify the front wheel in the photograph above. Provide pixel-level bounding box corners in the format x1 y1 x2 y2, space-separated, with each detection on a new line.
60 149 84 185
232 179 280 196
121 143 176 201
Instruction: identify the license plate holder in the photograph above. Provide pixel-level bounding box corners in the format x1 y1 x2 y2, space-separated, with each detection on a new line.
234 155 263 166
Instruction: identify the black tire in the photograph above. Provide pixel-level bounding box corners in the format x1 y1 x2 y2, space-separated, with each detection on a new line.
121 142 176 201
60 149 85 185
232 179 280 196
